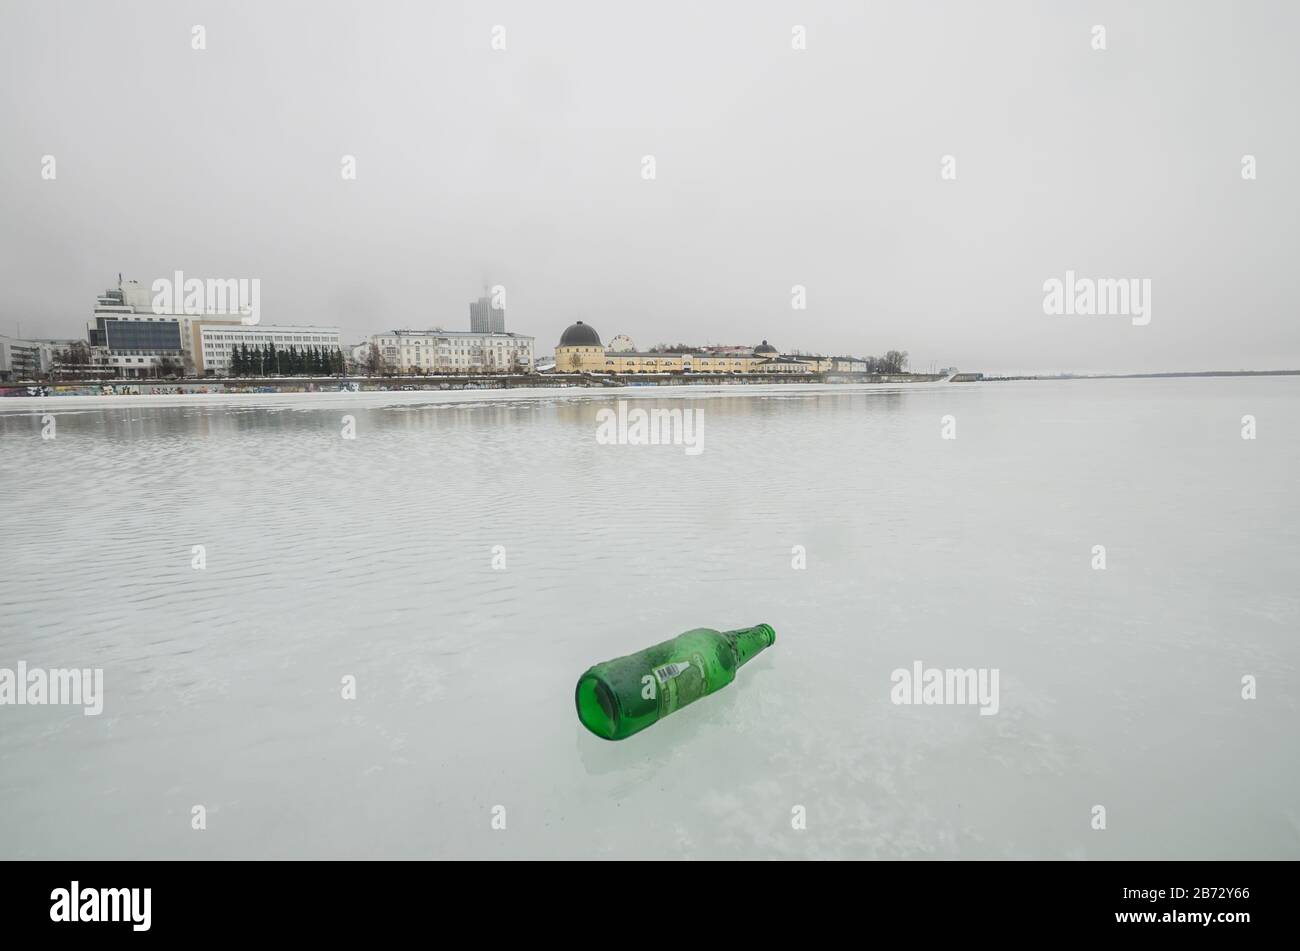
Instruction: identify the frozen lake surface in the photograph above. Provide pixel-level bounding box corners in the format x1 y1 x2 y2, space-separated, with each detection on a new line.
1 378 1297 858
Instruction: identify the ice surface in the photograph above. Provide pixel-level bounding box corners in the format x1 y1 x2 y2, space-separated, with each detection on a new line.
0 379 1296 858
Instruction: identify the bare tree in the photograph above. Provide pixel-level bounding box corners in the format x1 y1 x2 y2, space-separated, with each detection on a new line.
880 350 909 374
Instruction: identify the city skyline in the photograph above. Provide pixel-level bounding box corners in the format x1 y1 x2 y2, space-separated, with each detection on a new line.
3 273 910 366
2 2 1296 377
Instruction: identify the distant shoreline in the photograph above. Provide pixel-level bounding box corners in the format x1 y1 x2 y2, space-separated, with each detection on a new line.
0 371 951 399
2 369 1295 403
985 369 1300 382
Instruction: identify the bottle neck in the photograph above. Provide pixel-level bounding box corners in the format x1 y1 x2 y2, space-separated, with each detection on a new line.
726 623 775 667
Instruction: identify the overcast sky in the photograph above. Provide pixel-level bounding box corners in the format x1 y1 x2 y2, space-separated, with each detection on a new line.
1 0 1296 374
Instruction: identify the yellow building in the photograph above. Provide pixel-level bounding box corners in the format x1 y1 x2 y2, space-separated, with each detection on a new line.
755 356 811 373
682 353 759 373
554 321 606 372
603 352 684 373
554 324 825 375
753 355 828 373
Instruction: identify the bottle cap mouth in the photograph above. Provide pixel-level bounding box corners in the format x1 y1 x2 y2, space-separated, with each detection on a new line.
575 672 620 740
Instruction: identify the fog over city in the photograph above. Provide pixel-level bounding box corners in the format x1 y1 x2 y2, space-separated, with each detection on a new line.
2 0 1296 375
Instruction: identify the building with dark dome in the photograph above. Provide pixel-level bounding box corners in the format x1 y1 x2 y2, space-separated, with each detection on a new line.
559 321 601 347
555 321 605 372
548 325 836 375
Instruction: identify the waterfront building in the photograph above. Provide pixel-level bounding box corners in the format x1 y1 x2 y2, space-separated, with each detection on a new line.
2 335 112 381
832 356 869 373
751 341 830 372
603 352 688 373
78 278 343 378
685 352 761 373
469 295 505 334
370 329 534 373
85 279 245 378
756 354 825 373
32 339 100 379
198 324 343 376
0 336 42 381
554 321 606 372
553 323 829 375
33 339 87 366
600 351 762 373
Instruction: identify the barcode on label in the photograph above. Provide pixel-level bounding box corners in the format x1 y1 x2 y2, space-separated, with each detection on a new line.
654 662 691 684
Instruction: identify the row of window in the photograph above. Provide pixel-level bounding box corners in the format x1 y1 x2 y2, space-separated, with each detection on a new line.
396 349 530 354
377 339 531 347
205 336 337 344
207 342 340 350
394 357 529 365
387 345 530 353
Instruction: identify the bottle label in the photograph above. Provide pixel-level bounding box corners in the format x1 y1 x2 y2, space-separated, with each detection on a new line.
657 653 708 715
653 662 691 685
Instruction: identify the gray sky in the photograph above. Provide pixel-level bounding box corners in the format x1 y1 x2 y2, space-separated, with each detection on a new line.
2 0 1296 374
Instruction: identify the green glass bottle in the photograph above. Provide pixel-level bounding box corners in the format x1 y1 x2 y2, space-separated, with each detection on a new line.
575 623 775 740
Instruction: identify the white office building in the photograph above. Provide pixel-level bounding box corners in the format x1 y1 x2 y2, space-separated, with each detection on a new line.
199 324 343 375
0 336 42 382
370 330 534 373
86 278 249 377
